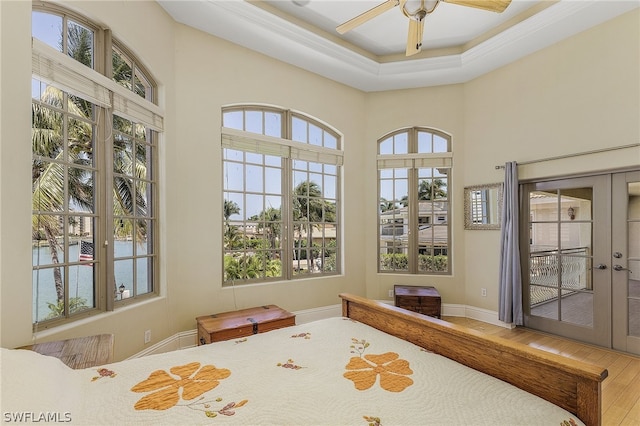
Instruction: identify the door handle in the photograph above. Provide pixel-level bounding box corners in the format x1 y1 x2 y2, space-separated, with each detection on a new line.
613 264 632 273
594 264 607 270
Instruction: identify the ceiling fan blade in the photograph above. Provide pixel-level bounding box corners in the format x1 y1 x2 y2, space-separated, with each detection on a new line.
336 0 399 34
442 0 511 13
406 18 424 57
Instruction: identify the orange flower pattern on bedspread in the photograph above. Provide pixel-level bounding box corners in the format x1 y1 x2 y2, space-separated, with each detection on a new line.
344 338 413 392
131 362 231 410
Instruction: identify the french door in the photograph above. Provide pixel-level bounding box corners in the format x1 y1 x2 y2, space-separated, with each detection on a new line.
612 171 640 354
522 170 640 355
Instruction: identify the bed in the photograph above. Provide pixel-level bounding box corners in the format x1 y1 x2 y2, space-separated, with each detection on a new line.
1 293 607 425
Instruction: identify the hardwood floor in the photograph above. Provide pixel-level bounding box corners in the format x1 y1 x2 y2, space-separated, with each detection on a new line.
442 317 640 425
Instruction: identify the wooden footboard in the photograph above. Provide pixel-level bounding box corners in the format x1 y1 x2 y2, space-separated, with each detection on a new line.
340 293 608 426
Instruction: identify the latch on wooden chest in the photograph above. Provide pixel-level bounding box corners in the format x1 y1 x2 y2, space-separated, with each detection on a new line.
247 317 258 334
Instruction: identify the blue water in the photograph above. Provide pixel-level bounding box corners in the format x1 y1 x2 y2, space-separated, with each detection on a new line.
32 240 150 322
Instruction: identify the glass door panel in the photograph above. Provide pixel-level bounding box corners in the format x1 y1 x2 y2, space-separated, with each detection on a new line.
612 171 640 354
523 176 611 347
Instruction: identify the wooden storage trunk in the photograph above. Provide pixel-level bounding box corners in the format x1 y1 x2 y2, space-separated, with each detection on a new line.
197 305 295 345
394 285 441 318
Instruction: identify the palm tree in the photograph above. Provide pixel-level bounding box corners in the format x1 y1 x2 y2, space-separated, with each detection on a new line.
293 181 325 272
252 207 281 253
418 178 447 200
32 24 146 314
32 87 94 304
379 197 395 212
223 199 241 221
112 117 149 244
400 178 447 206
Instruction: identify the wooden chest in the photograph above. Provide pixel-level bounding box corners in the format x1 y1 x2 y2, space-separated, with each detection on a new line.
394 285 441 318
197 305 295 345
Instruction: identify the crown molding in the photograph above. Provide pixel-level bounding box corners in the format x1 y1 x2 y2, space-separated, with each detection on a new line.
159 0 639 92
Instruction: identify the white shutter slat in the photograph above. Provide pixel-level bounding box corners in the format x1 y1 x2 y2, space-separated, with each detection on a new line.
222 127 343 165
33 37 164 131
32 49 111 108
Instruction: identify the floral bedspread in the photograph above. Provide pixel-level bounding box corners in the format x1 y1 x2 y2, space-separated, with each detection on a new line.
1 317 584 425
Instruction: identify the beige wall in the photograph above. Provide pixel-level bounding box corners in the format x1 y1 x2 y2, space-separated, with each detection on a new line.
1 0 367 360
166 24 368 335
1 1 638 359
461 8 639 310
363 85 467 304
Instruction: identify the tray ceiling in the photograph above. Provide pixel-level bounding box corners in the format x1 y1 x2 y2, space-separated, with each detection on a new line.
157 0 638 91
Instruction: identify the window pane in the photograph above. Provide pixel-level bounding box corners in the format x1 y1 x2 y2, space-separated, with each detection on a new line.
136 183 152 218
433 134 448 152
265 154 280 167
32 107 63 160
32 80 64 108
395 179 408 202
309 123 322 146
379 137 393 155
136 257 153 296
292 116 307 143
67 20 93 68
246 194 264 219
224 162 244 191
33 217 66 266
114 259 133 298
224 147 243 162
32 12 63 52
223 111 243 129
68 167 95 213
418 132 432 153
394 133 408 154
530 222 559 251
246 165 264 193
68 117 94 166
325 133 337 150
112 46 134 91
138 144 152 181
265 167 281 194
134 68 151 99
324 175 336 199
245 111 262 134
264 112 282 137
246 152 263 165
33 267 65 322
134 123 147 141
33 162 64 212
224 193 244 221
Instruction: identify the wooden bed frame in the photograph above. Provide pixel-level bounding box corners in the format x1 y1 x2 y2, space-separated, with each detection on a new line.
340 293 608 426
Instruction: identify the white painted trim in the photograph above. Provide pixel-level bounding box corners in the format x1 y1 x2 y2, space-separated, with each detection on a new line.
127 329 196 360
293 304 342 324
128 302 512 358
157 0 639 92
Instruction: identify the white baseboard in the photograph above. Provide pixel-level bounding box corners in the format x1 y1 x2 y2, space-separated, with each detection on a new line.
293 304 342 324
127 329 196 359
444 304 515 329
128 302 511 358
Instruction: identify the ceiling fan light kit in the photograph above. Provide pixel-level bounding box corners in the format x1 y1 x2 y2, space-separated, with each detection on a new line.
336 0 512 57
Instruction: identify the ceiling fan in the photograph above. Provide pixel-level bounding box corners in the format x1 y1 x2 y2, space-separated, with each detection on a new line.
336 0 512 56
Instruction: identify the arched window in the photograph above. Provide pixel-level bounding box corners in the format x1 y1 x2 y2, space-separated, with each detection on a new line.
31 4 162 327
222 105 342 284
377 127 452 274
